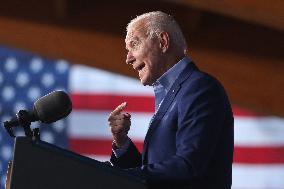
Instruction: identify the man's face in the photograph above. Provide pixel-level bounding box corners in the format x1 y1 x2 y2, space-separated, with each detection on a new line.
125 26 165 86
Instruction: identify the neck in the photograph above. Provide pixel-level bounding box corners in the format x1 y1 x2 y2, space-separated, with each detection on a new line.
166 53 185 70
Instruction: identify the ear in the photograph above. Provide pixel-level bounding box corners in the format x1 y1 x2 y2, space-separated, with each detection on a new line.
158 31 170 53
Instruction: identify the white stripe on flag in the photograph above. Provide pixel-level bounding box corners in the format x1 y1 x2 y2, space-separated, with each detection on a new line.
70 65 153 95
235 116 284 146
70 110 284 146
232 164 284 189
68 110 150 140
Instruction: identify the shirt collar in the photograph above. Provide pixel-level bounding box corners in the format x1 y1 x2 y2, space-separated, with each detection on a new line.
153 56 191 93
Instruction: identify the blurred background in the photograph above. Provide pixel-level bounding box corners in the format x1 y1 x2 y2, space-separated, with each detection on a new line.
0 0 283 188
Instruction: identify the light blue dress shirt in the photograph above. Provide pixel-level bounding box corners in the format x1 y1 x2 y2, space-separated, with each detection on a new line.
153 56 190 111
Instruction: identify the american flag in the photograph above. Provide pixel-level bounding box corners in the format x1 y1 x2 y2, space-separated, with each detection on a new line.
0 46 284 189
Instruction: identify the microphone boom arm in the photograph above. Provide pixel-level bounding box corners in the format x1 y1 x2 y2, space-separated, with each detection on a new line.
4 110 40 140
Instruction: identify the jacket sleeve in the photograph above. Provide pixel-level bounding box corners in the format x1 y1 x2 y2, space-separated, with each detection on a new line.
110 139 142 169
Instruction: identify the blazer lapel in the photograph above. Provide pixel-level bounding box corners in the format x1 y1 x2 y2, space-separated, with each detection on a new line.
142 61 197 163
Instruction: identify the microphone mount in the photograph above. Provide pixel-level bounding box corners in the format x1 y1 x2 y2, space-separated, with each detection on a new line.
4 110 40 140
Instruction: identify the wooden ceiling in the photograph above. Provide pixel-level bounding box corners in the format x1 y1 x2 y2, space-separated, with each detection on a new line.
167 0 284 31
0 0 283 116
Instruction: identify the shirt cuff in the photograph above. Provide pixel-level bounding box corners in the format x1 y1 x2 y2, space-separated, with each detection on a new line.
112 137 131 158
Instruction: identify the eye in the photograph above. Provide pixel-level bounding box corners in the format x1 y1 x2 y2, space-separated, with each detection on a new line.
131 41 137 47
131 40 141 50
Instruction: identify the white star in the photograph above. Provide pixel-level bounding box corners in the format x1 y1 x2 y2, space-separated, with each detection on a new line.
41 131 55 144
16 72 30 87
53 120 65 133
1 145 12 160
27 87 41 101
5 57 18 72
0 72 3 84
13 101 27 113
30 57 43 73
41 73 55 88
55 60 69 73
2 86 15 101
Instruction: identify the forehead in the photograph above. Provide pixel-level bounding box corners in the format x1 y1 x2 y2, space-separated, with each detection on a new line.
125 22 148 44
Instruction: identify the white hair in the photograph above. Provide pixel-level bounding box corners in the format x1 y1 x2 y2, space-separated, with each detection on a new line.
126 11 188 54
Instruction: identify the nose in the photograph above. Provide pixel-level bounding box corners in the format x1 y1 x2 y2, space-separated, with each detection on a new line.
126 51 135 65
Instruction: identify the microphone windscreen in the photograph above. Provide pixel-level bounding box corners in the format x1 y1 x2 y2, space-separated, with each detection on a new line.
33 90 72 124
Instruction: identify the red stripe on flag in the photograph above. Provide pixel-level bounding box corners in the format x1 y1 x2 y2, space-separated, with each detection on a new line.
70 138 144 155
234 146 284 164
72 93 265 117
233 106 264 117
70 138 284 164
71 93 154 112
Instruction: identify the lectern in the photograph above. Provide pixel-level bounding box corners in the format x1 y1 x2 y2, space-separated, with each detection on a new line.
7 137 147 189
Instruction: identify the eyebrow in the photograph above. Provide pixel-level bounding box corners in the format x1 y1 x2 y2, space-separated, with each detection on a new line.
126 36 138 43
125 37 140 49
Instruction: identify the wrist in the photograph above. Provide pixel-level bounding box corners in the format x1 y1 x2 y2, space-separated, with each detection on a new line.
114 135 128 148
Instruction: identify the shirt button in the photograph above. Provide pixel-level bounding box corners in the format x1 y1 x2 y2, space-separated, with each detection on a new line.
172 89 175 93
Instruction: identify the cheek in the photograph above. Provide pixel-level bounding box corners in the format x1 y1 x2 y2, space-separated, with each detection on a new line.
139 50 150 60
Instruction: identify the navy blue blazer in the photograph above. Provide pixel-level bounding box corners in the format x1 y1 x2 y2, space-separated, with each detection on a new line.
111 60 234 189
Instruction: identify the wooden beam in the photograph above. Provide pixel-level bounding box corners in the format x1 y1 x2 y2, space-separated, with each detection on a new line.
191 48 284 116
0 16 283 116
168 0 284 31
0 16 127 74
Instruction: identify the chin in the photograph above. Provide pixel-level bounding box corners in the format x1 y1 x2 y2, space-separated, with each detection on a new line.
141 81 154 86
139 75 153 86
140 78 150 86
140 80 147 86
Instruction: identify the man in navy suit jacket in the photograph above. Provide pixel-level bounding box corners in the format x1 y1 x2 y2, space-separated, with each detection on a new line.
108 11 234 189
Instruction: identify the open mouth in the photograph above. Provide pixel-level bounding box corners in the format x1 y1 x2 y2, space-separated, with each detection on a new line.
134 62 145 73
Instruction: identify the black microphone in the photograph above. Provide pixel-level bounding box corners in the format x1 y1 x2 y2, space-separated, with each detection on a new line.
4 90 72 128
